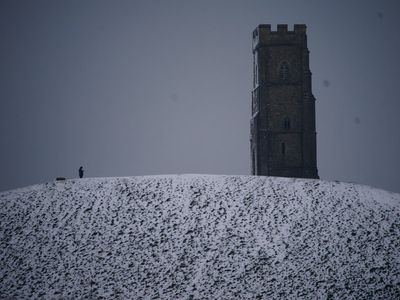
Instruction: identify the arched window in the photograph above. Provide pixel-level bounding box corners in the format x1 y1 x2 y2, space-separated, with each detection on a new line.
279 61 289 82
281 142 286 155
283 117 291 130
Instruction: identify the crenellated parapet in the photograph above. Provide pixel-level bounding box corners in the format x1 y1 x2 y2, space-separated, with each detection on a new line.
252 24 307 52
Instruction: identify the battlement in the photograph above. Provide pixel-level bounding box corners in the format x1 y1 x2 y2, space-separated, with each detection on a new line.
252 24 307 51
254 24 306 36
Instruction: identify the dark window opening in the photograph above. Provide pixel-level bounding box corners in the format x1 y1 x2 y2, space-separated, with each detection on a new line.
281 142 286 155
284 118 291 130
279 62 289 82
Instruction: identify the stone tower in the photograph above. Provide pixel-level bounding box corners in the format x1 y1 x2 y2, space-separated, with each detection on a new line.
250 24 319 179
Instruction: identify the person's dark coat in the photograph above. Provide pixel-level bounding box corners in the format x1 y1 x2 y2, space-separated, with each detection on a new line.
79 166 84 178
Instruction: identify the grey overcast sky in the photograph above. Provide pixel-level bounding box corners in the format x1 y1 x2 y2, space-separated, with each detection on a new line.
1 0 400 193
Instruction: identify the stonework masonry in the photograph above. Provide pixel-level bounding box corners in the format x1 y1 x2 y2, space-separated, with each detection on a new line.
250 24 319 179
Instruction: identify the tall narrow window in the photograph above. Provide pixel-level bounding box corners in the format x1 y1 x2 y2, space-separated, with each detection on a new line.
279 61 289 82
281 142 286 155
284 118 291 130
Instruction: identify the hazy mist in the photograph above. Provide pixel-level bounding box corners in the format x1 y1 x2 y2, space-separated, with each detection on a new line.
1 0 399 193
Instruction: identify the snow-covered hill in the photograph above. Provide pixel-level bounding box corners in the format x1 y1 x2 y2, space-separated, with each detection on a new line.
0 175 399 299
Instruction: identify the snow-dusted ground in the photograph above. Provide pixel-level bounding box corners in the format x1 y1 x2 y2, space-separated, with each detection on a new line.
0 175 399 299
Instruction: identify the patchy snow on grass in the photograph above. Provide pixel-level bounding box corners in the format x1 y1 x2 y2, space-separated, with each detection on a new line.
0 175 399 299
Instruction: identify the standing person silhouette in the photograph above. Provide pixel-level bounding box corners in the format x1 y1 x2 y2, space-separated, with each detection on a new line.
79 166 84 178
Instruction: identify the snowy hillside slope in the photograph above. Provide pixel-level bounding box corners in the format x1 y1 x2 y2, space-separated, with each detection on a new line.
0 175 399 299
